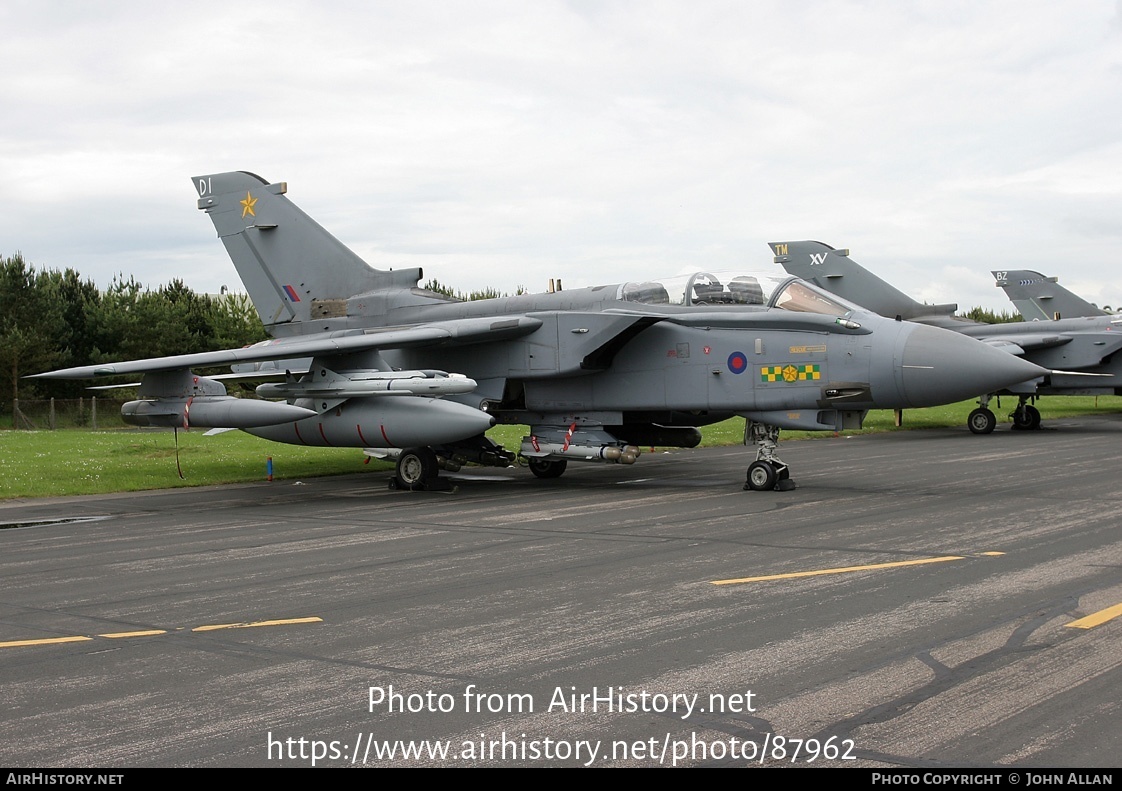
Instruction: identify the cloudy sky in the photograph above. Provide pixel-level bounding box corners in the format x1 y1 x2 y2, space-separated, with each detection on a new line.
3 0 1120 314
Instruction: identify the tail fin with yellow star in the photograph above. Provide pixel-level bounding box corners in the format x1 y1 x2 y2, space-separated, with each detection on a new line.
192 171 421 331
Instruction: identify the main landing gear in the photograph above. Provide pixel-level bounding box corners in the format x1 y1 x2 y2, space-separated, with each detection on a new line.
389 447 452 491
1011 401 1041 431
527 458 567 479
743 422 796 492
967 395 1042 434
386 437 516 492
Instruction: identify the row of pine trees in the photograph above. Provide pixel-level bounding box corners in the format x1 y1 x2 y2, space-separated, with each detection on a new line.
1 253 268 408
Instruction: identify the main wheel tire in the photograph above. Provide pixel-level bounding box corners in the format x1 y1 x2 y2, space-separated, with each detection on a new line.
396 447 439 488
745 460 778 491
968 408 996 435
528 458 567 479
1024 404 1041 430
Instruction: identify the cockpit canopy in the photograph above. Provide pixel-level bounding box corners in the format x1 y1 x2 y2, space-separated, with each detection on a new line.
617 271 861 318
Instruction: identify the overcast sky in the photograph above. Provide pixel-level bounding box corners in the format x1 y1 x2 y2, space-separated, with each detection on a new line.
3 0 1120 314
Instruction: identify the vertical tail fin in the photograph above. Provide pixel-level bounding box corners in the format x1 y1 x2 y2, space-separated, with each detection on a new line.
193 172 421 329
992 269 1107 321
770 241 958 322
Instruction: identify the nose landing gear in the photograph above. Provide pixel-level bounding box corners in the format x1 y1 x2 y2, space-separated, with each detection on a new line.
743 422 797 492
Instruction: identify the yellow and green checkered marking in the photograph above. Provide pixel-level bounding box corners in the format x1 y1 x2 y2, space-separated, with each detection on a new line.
760 363 821 383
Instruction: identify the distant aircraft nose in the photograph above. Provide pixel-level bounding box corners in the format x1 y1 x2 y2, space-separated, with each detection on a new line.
894 324 1047 408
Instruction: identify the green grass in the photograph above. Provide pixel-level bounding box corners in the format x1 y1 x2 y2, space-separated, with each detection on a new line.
0 430 393 499
2 396 1120 500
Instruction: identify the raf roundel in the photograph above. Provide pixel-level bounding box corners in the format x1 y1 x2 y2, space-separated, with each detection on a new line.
727 351 748 374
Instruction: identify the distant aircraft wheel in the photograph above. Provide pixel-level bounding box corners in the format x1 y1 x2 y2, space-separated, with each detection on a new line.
396 447 439 488
745 461 778 491
528 458 567 479
967 408 996 435
1011 404 1041 430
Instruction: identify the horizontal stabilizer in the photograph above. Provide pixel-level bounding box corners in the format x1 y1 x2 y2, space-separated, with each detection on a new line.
980 333 1070 352
983 340 1027 355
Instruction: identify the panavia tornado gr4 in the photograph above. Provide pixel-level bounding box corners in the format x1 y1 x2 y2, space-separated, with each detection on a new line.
33 173 1046 491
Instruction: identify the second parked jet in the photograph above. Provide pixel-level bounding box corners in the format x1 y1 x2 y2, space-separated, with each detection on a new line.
774 241 1121 434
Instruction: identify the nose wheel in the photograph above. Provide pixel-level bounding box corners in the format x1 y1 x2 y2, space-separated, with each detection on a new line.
967 407 997 435
744 460 793 491
743 422 797 491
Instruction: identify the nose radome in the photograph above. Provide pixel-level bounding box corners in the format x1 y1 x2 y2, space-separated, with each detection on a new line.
899 324 1048 408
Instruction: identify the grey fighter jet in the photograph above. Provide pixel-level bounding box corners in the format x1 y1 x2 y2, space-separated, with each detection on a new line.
32 174 1045 491
773 241 1122 435
992 270 1109 322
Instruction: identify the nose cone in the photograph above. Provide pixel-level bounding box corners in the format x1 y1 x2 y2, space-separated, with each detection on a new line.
899 324 1047 408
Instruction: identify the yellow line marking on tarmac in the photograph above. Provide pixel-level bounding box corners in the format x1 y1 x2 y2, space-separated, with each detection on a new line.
0 636 94 649
712 554 969 586
1 617 322 649
193 617 323 632
1066 603 1122 630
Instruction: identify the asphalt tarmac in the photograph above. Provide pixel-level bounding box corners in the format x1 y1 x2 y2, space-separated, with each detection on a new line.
1 415 1120 767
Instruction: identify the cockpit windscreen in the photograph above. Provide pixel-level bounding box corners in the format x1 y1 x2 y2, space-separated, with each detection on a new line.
617 271 858 317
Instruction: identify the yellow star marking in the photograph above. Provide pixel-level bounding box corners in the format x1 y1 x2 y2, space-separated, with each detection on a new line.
240 191 258 219
782 364 798 382
1065 603 1122 630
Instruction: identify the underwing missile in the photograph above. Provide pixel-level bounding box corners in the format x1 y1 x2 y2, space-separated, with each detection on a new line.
256 369 477 399
122 397 317 428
